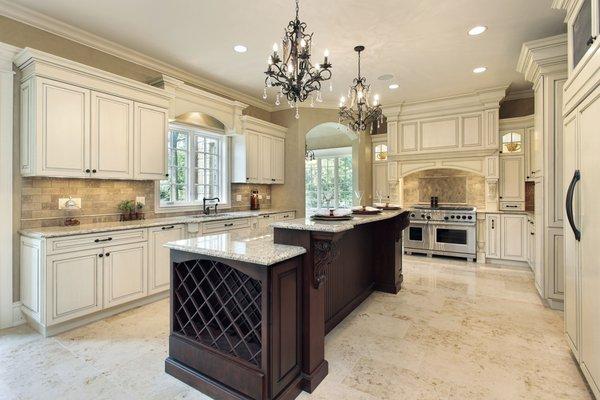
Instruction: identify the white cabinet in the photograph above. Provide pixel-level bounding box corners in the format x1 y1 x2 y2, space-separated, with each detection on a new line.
485 213 527 262
91 92 134 179
22 78 91 178
232 116 286 185
134 103 168 180
527 216 536 269
103 242 147 308
525 127 536 180
256 211 296 229
148 224 185 294
500 214 528 261
46 249 103 325
485 214 500 259
499 155 525 204
17 49 170 180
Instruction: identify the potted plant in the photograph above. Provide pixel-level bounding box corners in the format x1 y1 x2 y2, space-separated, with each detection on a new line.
135 201 145 220
118 200 135 221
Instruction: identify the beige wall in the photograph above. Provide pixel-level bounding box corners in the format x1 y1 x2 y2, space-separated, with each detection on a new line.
403 168 485 209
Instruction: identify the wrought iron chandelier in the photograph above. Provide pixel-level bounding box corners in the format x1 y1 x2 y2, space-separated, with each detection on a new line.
339 45 383 132
263 0 333 119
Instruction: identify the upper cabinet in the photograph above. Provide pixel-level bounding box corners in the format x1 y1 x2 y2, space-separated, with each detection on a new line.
16 48 171 180
232 116 286 185
501 130 523 154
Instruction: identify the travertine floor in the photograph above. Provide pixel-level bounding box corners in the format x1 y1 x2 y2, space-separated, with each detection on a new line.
0 256 592 400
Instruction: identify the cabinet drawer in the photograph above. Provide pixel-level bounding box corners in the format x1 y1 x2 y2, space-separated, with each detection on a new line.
273 212 295 220
47 229 147 255
202 218 250 234
500 201 525 211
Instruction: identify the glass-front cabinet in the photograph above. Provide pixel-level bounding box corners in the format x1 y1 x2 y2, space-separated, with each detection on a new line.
500 129 524 154
565 0 599 74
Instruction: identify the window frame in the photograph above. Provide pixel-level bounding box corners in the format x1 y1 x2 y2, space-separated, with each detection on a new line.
155 122 231 213
305 147 353 213
374 143 388 162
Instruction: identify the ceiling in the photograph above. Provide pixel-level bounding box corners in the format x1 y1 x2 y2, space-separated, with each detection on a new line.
7 0 567 108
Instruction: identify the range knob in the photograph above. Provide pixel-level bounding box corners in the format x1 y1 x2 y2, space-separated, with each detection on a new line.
461 215 467 219
450 215 455 219
426 215 431 220
421 214 426 219
444 216 449 220
410 213 415 217
467 215 473 220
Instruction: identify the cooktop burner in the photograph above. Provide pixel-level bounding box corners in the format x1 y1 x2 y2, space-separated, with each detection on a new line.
412 205 476 212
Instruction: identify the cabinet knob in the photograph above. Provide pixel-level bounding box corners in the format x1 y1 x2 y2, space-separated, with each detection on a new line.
85 169 91 173
98 254 104 258
105 252 110 257
165 173 169 177
499 196 503 199
92 169 97 173
526 176 530 179
587 35 597 47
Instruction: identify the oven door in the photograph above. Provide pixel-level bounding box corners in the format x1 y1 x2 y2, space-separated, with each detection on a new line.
404 221 430 250
431 223 475 255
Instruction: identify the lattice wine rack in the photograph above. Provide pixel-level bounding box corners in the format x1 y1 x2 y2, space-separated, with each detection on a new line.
172 259 263 367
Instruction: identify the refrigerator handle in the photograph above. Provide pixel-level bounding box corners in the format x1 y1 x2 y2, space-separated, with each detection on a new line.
565 169 581 241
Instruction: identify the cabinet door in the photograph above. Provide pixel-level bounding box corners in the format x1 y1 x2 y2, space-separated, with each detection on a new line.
499 156 525 202
579 89 600 393
246 131 260 182
47 249 103 325
525 127 535 180
148 225 185 295
134 103 167 180
103 242 147 307
527 220 536 269
500 214 527 261
485 214 500 259
259 134 272 183
563 112 580 357
373 163 389 200
271 137 285 184
91 92 134 179
532 84 544 176
37 78 90 178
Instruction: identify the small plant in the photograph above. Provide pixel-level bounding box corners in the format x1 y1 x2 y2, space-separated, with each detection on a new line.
118 200 135 213
118 200 144 221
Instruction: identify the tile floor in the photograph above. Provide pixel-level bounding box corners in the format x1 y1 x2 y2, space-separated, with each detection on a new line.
0 256 593 400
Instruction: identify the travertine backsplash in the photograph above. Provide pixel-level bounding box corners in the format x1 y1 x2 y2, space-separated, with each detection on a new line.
403 168 485 209
20 178 271 229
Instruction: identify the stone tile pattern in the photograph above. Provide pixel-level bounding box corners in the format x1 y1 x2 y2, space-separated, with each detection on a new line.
0 256 592 400
20 177 271 229
403 168 485 209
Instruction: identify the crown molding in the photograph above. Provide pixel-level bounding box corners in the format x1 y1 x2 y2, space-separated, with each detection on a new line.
0 41 19 71
0 0 274 112
241 115 287 138
551 0 579 21
503 89 534 101
516 34 567 84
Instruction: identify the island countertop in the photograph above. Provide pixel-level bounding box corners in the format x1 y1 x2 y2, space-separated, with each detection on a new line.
164 226 306 266
271 209 406 233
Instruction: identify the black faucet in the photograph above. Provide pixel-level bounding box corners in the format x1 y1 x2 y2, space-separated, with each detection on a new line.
202 197 220 215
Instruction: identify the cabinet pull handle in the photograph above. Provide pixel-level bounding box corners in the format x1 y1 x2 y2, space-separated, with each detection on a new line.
491 220 495 229
530 232 534 236
506 205 518 208
565 169 581 241
94 237 113 243
105 252 110 257
98 254 104 258
587 36 597 47
224 223 234 227
161 225 175 230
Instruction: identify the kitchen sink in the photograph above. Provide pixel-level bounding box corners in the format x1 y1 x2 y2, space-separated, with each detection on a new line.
192 213 232 219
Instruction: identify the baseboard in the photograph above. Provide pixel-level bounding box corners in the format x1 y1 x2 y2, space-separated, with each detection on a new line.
12 302 25 327
486 258 530 269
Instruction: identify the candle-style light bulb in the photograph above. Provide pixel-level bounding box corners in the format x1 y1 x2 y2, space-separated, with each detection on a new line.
324 49 330 58
315 63 321 70
300 38 306 47
273 43 279 53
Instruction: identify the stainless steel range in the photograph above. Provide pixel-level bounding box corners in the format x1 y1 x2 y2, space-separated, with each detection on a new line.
404 205 477 261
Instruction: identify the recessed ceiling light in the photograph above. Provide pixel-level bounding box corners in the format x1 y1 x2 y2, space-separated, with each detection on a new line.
233 45 247 53
388 83 399 89
468 26 487 36
473 66 487 74
378 74 394 81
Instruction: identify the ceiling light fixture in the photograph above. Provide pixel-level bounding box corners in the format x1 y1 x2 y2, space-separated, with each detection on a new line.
378 74 394 81
468 26 487 36
388 83 399 90
473 66 487 74
233 45 247 53
263 0 332 119
339 45 383 132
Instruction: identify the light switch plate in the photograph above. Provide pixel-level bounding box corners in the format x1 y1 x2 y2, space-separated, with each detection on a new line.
136 196 146 206
236 194 242 202
266 195 271 200
258 195 263 200
58 197 82 210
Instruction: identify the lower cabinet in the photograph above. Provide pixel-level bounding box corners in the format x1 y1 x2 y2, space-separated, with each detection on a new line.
485 213 528 262
103 242 148 308
47 249 103 325
148 225 185 294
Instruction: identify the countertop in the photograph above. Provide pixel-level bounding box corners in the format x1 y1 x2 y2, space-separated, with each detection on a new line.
164 226 306 266
20 209 296 239
271 210 406 233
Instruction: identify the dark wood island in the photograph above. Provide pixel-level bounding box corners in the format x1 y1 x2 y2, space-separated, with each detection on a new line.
164 210 409 400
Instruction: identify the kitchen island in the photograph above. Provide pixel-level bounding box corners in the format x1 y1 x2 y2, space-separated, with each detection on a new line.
164 210 409 400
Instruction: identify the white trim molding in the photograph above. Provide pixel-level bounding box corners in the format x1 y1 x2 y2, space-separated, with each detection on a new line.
0 0 274 112
516 34 568 84
0 41 19 329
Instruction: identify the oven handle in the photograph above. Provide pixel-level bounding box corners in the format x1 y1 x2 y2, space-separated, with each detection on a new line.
565 169 581 241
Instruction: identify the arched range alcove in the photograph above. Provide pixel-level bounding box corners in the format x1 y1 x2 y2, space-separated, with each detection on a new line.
401 167 486 209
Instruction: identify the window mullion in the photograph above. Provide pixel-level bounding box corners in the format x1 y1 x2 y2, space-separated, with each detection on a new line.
334 157 339 208
317 158 322 208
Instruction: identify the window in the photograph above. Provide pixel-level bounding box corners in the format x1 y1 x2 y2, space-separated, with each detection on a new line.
159 124 228 209
374 143 388 161
501 131 522 153
305 147 353 211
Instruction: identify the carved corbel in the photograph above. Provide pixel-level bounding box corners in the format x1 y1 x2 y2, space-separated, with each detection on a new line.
312 239 339 289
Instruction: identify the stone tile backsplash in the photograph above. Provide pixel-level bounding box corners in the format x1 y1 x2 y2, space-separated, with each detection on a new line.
402 168 486 209
20 178 272 229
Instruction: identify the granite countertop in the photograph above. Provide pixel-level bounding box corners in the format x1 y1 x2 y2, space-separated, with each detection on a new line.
20 209 296 239
165 227 306 266
271 209 406 233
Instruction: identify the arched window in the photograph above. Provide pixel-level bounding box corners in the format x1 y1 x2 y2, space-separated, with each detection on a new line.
374 144 388 161
502 131 522 154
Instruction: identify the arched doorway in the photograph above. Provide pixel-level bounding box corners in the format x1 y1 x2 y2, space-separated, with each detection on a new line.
304 123 359 213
